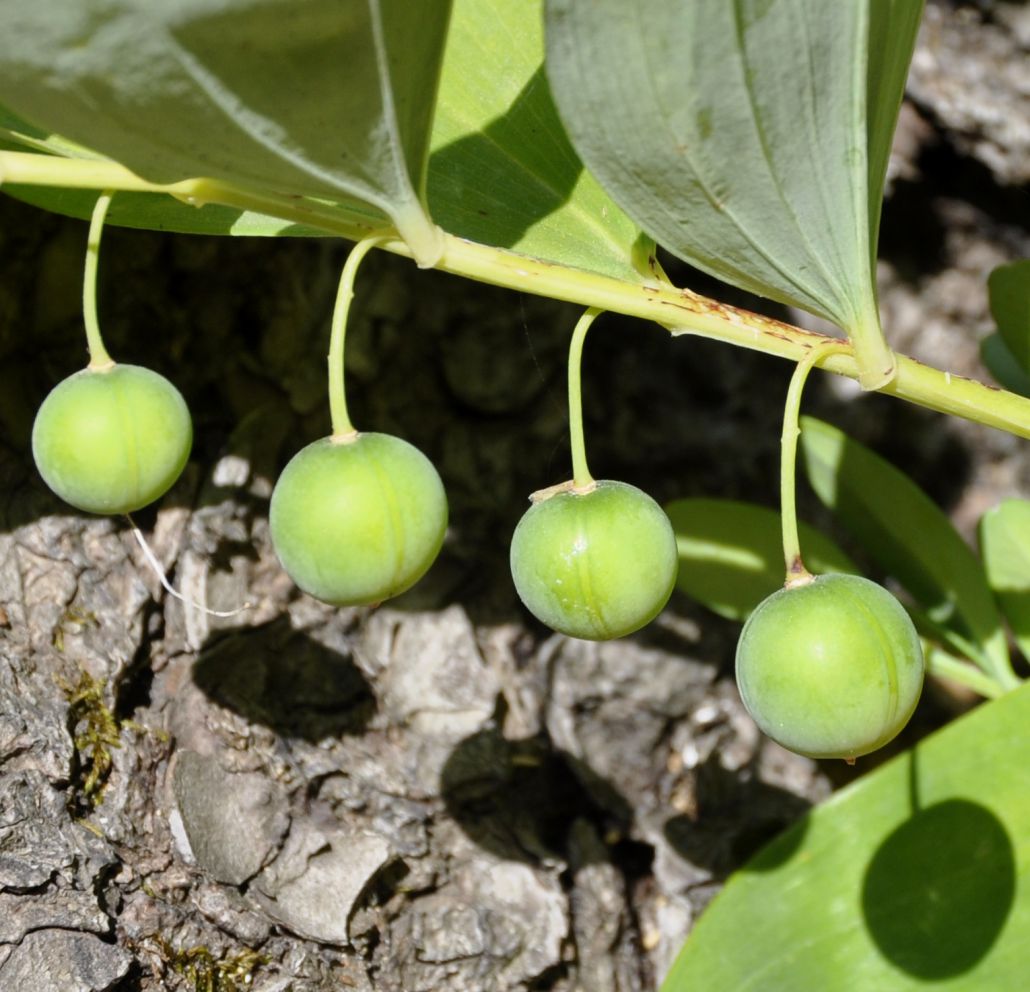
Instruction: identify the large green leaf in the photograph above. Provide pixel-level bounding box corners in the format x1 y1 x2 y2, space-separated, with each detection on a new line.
545 0 922 387
428 0 651 282
800 416 1014 686
980 499 1030 661
1 2 651 280
662 681 1030 991
0 0 451 263
666 498 858 621
989 260 1030 373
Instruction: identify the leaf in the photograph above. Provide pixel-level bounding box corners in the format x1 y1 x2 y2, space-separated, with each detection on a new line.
981 332 1030 398
661 682 1030 991
545 0 921 387
865 0 925 268
429 0 652 282
1 2 651 280
666 498 858 621
980 499 1030 660
989 260 1030 373
800 416 1014 686
0 0 452 263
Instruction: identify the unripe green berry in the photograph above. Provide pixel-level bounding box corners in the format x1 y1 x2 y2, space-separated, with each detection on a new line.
735 573 924 760
32 363 192 515
269 432 447 606
510 480 678 640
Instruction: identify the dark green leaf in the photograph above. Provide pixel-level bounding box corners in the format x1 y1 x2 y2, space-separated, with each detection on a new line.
989 260 1030 373
545 0 920 386
666 498 857 621
661 682 1030 991
0 0 451 261
866 1 925 267
800 416 1013 685
981 332 1030 398
980 499 1030 660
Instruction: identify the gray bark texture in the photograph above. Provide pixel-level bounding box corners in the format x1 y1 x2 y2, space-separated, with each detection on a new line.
0 2 1027 989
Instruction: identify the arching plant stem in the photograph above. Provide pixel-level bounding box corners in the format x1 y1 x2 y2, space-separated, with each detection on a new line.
328 233 389 440
781 340 852 584
568 308 603 490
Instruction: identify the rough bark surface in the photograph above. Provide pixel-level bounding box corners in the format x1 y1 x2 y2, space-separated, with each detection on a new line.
0 3 1027 989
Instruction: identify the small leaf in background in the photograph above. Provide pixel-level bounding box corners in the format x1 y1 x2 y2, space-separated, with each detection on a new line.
0 1 452 262
666 498 857 621
980 332 1030 398
429 0 651 282
545 0 922 387
800 416 1014 686
980 499 1030 661
989 259 1030 372
660 682 1030 991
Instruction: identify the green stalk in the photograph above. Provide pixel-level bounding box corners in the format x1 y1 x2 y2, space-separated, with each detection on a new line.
328 233 389 440
5 152 1030 438
780 341 852 584
83 191 115 370
568 308 602 490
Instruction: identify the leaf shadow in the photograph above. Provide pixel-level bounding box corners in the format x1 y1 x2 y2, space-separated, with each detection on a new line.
861 795 1015 979
428 64 583 249
662 753 813 877
193 617 376 742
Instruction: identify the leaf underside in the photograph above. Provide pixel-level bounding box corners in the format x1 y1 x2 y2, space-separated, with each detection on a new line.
0 0 651 283
545 0 922 385
0 0 452 261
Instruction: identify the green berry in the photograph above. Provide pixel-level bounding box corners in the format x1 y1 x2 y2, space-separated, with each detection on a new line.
510 479 678 640
735 573 924 760
32 363 192 515
269 432 447 606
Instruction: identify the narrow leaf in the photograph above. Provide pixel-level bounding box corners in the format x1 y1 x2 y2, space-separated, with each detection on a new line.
800 416 1013 685
662 683 1030 991
428 0 652 282
980 499 1030 660
545 0 916 386
866 1 925 266
0 0 451 263
989 260 1030 373
666 498 857 621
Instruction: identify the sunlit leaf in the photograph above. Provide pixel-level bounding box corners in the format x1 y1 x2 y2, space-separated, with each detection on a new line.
800 416 1013 686
428 0 651 281
980 499 1030 660
0 0 451 262
666 498 857 621
989 260 1030 373
545 0 922 387
662 682 1030 991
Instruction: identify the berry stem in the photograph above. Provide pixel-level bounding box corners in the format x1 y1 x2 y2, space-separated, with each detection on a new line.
568 307 603 491
328 232 390 440
780 340 852 584
83 191 115 371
